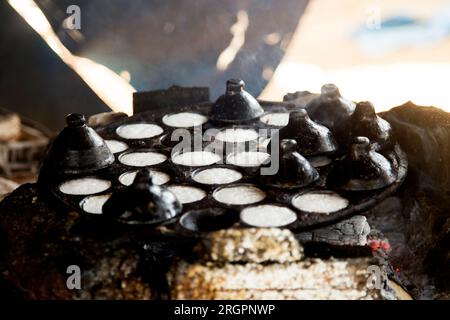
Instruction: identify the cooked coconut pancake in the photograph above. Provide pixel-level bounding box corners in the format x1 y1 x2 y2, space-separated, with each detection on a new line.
215 128 259 143
213 185 265 205
119 170 170 186
59 177 111 195
240 204 297 227
292 191 349 214
162 112 207 128
259 113 290 127
119 151 167 167
192 167 242 185
80 194 111 214
227 151 270 167
116 123 163 139
105 139 128 154
307 156 333 168
172 151 221 167
168 185 206 204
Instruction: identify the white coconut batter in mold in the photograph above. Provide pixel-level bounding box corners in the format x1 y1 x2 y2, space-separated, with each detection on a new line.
292 191 349 214
105 139 129 154
240 204 297 227
192 167 242 185
80 194 111 214
168 185 207 204
215 128 259 143
172 151 221 167
213 185 266 205
162 112 207 128
116 123 163 139
227 151 270 167
119 170 170 186
119 151 167 167
59 177 111 195
259 113 290 127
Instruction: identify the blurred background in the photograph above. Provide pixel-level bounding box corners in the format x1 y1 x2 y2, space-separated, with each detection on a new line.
1 0 450 185
1 0 307 130
3 0 450 131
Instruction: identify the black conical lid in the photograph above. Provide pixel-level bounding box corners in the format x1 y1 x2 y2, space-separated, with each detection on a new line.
348 101 393 149
103 168 182 225
263 139 319 188
41 113 114 176
305 84 355 132
209 79 264 123
271 109 337 156
332 136 396 191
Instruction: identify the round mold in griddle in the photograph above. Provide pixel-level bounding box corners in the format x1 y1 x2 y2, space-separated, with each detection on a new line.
160 125 206 150
240 204 297 228
259 112 290 127
212 183 266 206
291 190 349 215
191 165 243 186
118 149 168 167
209 126 261 158
105 139 129 154
116 123 164 140
226 151 271 176
226 151 270 168
58 177 112 196
213 127 259 144
80 193 111 214
179 208 239 233
171 150 222 167
162 112 208 128
167 184 207 204
119 169 170 186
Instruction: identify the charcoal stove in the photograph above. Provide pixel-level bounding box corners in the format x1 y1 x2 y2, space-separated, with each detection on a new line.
0 80 414 300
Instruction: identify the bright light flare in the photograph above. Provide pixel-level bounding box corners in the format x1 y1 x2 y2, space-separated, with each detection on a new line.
7 0 135 115
260 62 450 112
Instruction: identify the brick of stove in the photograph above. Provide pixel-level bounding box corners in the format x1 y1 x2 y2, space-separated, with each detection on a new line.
169 258 383 300
196 228 304 263
169 227 397 300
